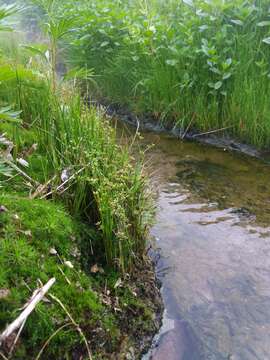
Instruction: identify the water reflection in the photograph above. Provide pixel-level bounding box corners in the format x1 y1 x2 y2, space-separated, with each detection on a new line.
137 132 270 360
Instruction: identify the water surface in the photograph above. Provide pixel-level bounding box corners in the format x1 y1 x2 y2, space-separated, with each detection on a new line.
133 130 270 360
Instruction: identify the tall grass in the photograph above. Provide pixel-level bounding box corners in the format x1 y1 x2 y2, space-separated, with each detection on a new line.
0 12 152 272
52 0 270 148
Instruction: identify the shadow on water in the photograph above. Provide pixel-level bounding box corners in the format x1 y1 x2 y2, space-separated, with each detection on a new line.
127 129 270 360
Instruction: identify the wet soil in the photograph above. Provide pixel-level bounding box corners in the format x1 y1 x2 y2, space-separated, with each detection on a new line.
104 102 265 160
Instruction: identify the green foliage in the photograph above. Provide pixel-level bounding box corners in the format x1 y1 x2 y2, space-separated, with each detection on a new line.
0 5 156 359
0 193 120 359
0 33 152 273
0 106 21 122
54 0 270 148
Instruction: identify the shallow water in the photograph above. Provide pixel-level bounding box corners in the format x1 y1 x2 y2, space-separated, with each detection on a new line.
131 130 270 360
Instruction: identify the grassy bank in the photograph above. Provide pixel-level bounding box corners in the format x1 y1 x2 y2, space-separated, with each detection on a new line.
42 0 270 149
0 4 161 359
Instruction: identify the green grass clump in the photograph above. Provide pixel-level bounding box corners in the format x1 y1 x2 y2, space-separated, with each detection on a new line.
0 9 158 358
0 30 153 272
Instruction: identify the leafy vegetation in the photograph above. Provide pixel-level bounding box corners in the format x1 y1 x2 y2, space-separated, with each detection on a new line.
0 3 160 359
39 0 270 149
0 193 158 359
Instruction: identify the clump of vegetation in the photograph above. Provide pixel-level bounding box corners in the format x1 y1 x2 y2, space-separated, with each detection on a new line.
48 0 270 149
0 193 159 359
0 3 160 359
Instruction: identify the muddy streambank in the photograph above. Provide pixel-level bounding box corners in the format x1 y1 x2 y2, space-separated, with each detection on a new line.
104 102 268 161
111 111 270 359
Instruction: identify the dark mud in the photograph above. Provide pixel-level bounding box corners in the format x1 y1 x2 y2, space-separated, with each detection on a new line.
103 103 266 160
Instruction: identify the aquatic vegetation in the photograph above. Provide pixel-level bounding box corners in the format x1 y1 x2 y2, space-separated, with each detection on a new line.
51 0 270 148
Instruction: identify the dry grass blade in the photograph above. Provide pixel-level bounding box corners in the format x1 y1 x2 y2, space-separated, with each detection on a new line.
49 294 92 360
35 322 72 360
0 352 8 360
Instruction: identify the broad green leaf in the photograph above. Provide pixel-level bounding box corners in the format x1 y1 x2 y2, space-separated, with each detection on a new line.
231 19 244 26
214 81 223 90
21 44 50 62
223 72 232 80
183 0 194 7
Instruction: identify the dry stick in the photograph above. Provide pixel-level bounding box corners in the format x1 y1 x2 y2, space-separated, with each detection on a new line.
181 114 195 140
49 294 92 360
192 126 233 138
40 167 86 200
0 352 8 360
30 175 57 199
129 116 140 150
0 278 56 347
35 322 72 360
8 319 26 358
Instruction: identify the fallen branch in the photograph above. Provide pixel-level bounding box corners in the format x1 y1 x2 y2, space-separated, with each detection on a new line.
192 126 233 138
40 167 86 200
30 175 57 199
0 278 56 348
0 352 8 360
8 318 26 358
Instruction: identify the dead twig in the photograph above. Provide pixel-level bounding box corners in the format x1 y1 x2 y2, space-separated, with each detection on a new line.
192 126 233 138
0 352 8 360
0 278 56 348
40 167 86 200
57 266 71 285
30 175 57 199
181 114 195 140
49 294 92 360
129 116 140 150
8 318 26 358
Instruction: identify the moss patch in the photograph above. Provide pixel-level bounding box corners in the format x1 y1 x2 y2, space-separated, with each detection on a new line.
0 193 162 359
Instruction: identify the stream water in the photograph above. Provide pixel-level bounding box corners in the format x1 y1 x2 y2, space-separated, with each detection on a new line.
128 128 270 360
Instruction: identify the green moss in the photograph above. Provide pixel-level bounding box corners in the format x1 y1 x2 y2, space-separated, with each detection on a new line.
0 193 122 359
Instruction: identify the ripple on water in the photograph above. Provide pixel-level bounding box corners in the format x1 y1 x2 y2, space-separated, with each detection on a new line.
138 132 270 360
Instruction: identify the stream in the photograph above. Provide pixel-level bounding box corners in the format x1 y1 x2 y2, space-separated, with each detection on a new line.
128 128 270 360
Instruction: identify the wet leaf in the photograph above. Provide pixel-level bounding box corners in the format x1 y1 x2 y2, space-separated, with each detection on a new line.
165 59 178 66
214 81 223 90
231 19 244 26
